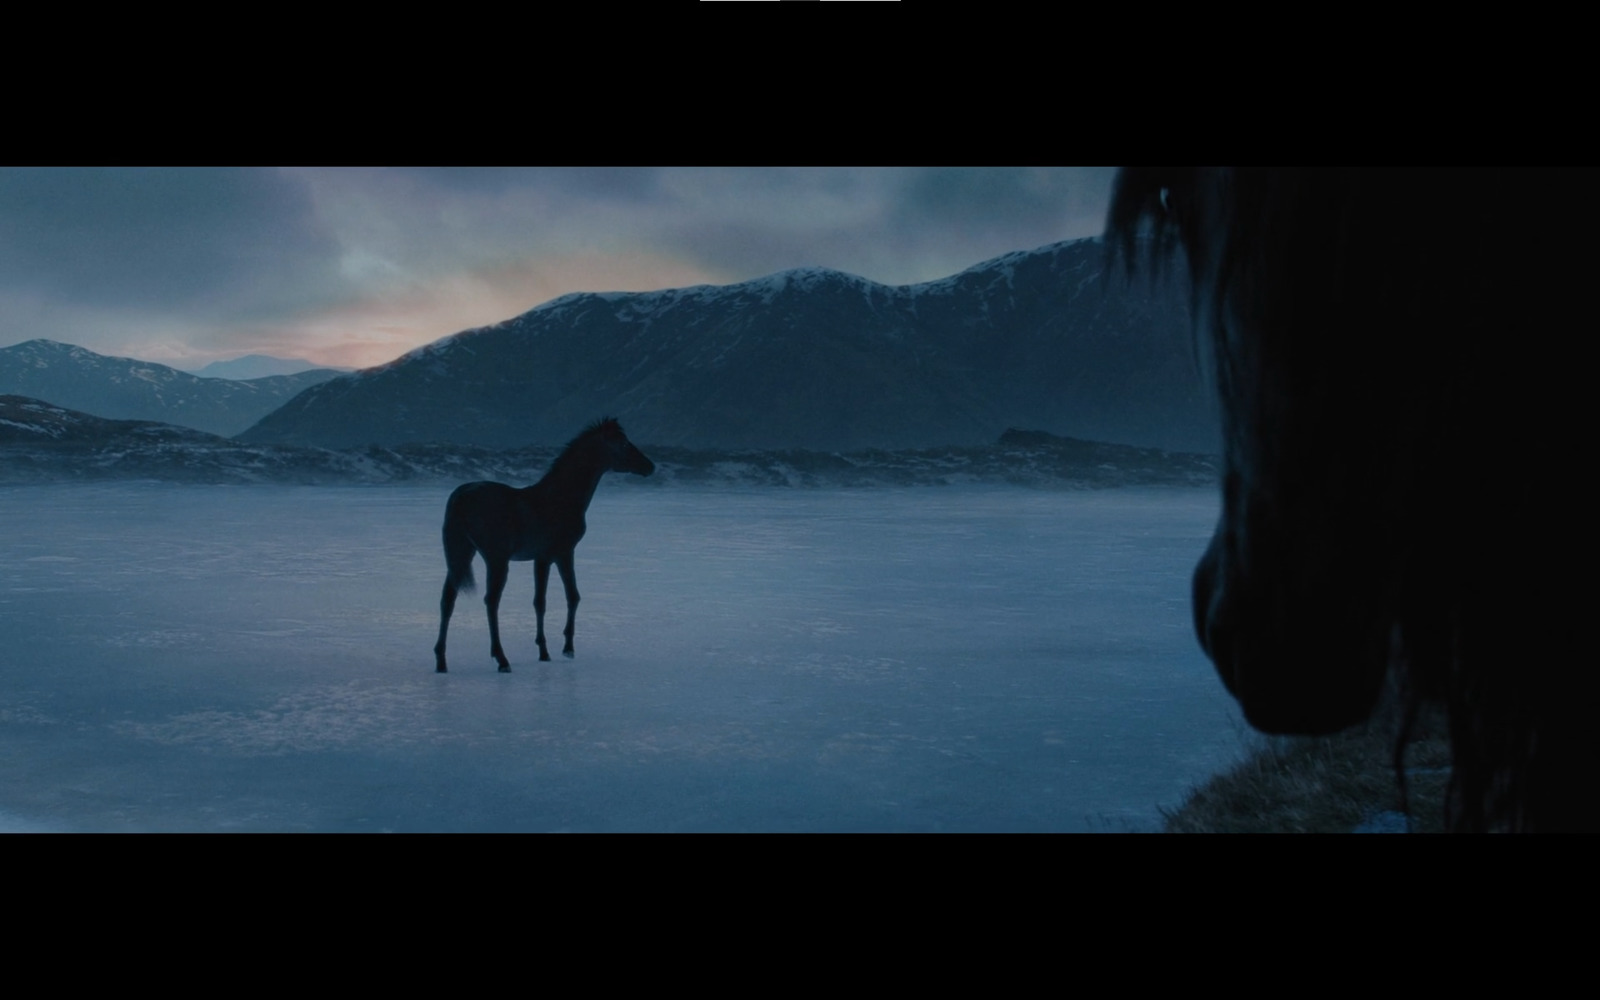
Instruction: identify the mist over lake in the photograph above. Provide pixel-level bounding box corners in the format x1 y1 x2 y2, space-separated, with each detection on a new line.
0 482 1240 832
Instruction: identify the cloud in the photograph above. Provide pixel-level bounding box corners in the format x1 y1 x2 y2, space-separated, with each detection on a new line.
0 167 1119 370
392 166 664 201
645 168 1116 286
135 249 727 371
897 167 1093 227
0 168 344 318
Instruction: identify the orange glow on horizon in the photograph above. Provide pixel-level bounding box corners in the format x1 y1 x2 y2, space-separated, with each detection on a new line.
167 251 730 371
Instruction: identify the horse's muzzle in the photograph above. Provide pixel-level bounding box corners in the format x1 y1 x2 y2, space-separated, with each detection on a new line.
1193 534 1388 736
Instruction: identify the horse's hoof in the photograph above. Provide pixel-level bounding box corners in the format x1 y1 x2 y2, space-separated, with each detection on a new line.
563 650 574 659
498 664 511 673
539 651 551 662
436 664 448 673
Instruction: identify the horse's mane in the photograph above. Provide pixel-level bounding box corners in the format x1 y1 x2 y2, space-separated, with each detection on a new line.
567 416 623 451
540 417 625 482
1106 166 1189 263
1108 169 1498 396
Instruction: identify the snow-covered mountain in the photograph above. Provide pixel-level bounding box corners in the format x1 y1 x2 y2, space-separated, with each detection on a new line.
240 238 1214 453
0 340 344 436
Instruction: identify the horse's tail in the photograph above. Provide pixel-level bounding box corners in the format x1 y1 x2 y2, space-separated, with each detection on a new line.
442 515 477 595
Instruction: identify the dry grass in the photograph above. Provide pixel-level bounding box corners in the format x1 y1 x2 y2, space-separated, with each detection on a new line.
1163 699 1454 834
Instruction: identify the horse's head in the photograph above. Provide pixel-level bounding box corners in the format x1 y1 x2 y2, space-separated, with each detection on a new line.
1114 167 1595 828
593 417 656 477
1109 169 1461 734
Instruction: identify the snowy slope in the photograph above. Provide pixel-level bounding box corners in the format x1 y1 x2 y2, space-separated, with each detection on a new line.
0 396 1216 488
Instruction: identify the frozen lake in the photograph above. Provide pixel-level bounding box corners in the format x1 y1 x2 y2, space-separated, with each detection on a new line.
0 482 1241 832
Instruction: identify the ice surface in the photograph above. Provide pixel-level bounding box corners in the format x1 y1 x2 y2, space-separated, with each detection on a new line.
0 482 1241 832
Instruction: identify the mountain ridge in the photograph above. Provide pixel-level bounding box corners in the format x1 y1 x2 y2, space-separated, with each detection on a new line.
0 339 345 436
239 238 1214 454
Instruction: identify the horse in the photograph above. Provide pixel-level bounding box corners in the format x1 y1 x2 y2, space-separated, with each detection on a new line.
1108 168 1592 831
433 417 655 673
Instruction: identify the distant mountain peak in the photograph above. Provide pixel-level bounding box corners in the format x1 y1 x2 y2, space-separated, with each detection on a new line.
191 354 348 380
11 338 97 359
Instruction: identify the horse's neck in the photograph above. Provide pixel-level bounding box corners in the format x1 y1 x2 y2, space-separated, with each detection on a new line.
534 446 606 512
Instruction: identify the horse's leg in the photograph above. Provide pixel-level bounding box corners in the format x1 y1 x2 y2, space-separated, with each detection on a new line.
533 559 552 662
434 528 476 673
556 551 580 658
485 557 512 672
435 578 458 672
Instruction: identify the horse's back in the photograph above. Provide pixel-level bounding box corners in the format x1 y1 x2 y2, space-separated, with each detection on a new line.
444 480 574 562
443 481 526 556
445 480 518 512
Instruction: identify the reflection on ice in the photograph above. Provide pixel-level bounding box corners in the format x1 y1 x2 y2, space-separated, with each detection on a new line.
0 483 1239 832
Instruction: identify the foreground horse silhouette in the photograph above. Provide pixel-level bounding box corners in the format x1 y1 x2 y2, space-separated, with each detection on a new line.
1110 168 1591 831
433 417 655 673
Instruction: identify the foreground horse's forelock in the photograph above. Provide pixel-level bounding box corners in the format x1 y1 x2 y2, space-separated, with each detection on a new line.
1110 168 1593 830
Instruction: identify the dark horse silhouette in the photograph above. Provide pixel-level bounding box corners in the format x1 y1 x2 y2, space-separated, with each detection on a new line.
433 417 655 673
1109 168 1592 831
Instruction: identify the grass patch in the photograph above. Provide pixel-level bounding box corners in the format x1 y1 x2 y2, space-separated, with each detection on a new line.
1164 700 1453 833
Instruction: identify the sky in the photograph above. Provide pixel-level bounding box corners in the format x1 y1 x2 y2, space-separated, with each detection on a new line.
0 167 1118 371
